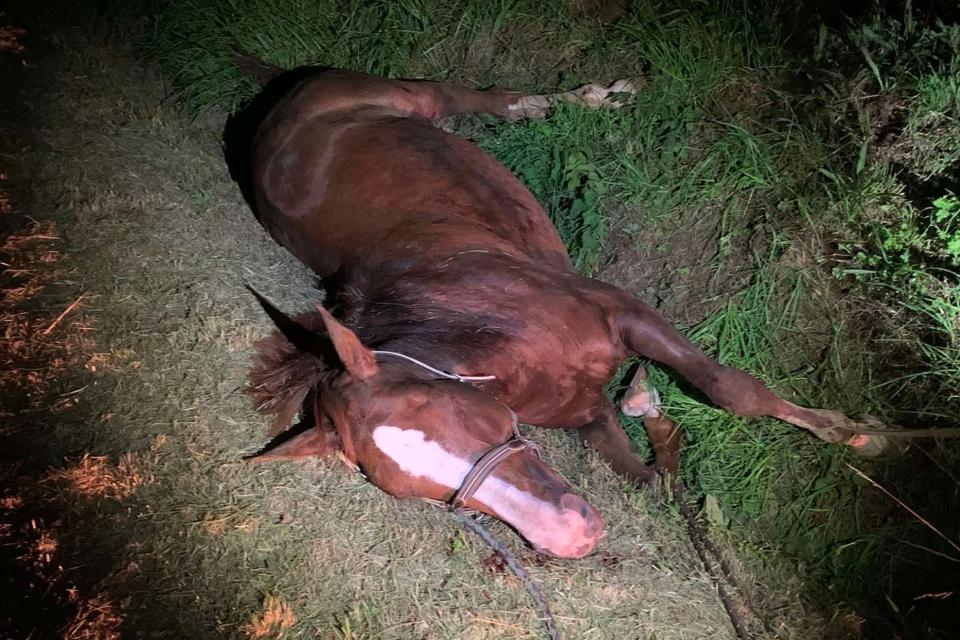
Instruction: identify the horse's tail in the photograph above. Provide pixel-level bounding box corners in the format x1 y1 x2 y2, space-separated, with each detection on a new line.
230 47 286 85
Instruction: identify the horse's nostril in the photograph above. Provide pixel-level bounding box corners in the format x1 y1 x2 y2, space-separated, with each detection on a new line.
585 513 603 538
562 494 598 518
560 493 603 537
561 493 587 511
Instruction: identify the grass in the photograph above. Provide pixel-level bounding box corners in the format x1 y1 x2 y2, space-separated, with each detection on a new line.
81 0 960 636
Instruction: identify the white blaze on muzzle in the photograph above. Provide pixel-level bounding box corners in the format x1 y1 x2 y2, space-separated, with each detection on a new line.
372 425 601 557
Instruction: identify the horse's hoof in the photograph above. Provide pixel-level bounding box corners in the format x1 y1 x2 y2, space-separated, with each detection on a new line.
621 367 661 417
635 469 666 499
845 415 890 458
606 79 639 102
846 433 888 457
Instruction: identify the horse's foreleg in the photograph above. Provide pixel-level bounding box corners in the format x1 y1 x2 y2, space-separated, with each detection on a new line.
614 298 889 456
576 402 663 488
621 366 682 476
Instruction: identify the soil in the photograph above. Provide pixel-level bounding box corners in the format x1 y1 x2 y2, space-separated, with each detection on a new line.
0 8 838 640
597 201 767 328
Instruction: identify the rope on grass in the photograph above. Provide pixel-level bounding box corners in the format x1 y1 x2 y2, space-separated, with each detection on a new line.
673 482 760 640
450 510 561 640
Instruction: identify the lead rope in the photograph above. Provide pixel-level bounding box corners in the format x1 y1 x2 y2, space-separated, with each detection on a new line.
673 481 755 640
372 350 497 383
448 411 558 638
450 510 561 640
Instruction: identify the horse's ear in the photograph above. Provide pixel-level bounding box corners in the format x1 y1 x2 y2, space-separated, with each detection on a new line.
315 305 378 380
248 287 325 357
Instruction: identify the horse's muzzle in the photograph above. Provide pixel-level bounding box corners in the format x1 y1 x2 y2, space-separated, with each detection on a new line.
534 494 603 559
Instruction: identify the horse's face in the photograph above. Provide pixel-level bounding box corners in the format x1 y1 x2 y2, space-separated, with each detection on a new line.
310 307 603 559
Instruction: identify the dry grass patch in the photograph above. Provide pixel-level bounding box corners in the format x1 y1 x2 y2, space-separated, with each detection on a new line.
0 494 24 509
0 172 12 213
64 594 124 640
50 453 153 500
85 347 141 373
196 314 261 352
34 529 58 564
1 220 97 407
1 220 60 303
241 595 296 639
200 508 260 536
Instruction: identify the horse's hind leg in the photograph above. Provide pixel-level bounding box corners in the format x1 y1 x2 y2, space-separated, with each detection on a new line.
506 80 638 119
388 78 638 121
615 298 889 456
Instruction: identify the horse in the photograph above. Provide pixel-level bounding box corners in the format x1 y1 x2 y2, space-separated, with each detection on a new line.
237 59 886 558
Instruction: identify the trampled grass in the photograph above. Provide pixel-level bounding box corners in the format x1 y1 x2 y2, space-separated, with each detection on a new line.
137 0 960 635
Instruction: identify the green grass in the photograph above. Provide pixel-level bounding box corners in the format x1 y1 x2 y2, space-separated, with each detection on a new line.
143 0 960 634
635 267 883 601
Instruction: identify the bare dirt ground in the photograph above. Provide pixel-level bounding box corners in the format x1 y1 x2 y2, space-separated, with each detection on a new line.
1 14 835 640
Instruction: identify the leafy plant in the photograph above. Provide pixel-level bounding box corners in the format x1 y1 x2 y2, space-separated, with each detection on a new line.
839 190 960 299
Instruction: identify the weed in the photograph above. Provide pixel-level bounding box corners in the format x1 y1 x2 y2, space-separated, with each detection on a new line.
241 595 296 639
333 602 380 640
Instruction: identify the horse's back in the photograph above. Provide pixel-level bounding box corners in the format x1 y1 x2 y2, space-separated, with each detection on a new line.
251 75 571 275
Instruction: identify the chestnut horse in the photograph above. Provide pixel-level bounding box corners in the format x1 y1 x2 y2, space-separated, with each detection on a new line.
240 61 884 558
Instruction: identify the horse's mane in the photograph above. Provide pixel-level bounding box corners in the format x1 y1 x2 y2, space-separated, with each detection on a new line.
246 310 333 436
333 263 522 365
247 260 523 438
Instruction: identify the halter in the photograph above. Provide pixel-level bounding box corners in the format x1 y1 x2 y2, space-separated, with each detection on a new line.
372 349 540 510
450 408 541 509
372 349 497 383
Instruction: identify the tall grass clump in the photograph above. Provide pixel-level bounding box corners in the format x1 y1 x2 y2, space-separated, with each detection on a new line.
149 0 446 111
148 0 610 114
822 10 960 419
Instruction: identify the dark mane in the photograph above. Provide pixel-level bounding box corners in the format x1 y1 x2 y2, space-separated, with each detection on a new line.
331 260 524 368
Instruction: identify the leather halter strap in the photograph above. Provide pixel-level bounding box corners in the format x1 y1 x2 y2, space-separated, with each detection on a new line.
449 410 541 510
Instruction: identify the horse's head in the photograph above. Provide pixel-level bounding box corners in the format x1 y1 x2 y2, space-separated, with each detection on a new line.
247 295 603 558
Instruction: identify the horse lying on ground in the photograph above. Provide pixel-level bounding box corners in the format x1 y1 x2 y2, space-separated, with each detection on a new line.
239 58 885 558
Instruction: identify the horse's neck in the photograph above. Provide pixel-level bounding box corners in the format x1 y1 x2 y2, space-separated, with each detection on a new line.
332 250 618 374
